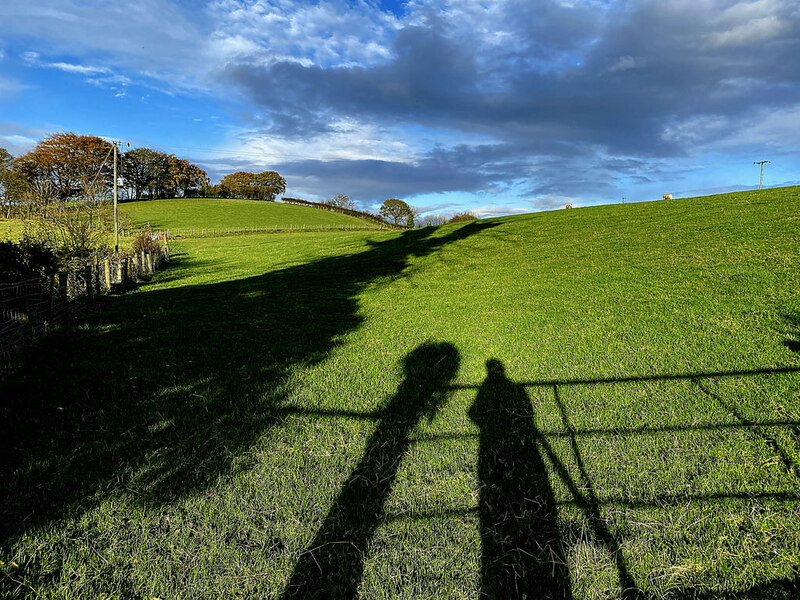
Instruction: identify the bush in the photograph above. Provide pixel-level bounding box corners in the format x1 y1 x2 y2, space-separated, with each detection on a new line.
0 239 59 283
131 227 161 254
448 211 478 223
23 203 109 264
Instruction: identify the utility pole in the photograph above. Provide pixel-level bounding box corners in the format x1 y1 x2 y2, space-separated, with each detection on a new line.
754 160 770 190
113 142 119 253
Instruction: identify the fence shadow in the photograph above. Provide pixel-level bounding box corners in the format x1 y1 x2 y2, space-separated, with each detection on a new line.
0 222 496 548
280 342 459 600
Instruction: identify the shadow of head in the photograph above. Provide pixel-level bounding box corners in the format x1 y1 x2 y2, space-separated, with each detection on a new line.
389 342 460 421
485 358 506 378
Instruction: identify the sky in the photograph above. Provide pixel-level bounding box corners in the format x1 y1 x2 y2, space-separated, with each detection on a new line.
0 0 799 217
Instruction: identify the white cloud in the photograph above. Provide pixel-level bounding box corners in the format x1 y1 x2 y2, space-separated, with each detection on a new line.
48 61 111 75
0 122 49 154
608 55 642 72
206 0 400 70
472 204 529 218
707 0 790 47
227 117 416 165
709 15 786 47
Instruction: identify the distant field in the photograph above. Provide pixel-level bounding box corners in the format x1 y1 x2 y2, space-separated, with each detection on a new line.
123 196 381 232
2 186 799 599
0 219 23 240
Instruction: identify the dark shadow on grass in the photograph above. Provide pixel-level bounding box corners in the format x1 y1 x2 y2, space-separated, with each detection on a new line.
469 359 572 599
280 342 459 600
0 222 496 551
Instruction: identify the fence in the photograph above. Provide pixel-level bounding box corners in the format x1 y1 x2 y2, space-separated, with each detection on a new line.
0 245 170 358
137 223 395 239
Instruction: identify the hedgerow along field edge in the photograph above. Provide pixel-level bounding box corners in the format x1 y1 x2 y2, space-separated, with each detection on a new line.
1 187 799 598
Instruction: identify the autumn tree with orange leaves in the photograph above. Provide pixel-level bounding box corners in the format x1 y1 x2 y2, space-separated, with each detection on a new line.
15 132 114 201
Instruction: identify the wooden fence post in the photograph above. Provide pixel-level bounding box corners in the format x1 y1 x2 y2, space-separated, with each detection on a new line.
104 259 111 290
85 263 93 300
58 271 68 305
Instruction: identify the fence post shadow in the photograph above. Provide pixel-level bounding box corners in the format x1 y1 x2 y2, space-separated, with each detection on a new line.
468 359 572 599
280 342 460 600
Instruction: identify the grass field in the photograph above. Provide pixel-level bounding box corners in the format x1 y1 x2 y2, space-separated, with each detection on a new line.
0 218 23 240
122 197 381 231
1 187 799 599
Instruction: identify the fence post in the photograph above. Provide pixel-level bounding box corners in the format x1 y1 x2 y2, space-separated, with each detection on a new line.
104 259 111 290
85 263 93 300
58 271 68 306
146 251 153 273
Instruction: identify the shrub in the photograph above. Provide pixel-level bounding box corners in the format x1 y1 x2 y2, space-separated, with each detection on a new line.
131 227 161 254
0 239 59 283
23 203 109 264
448 211 478 223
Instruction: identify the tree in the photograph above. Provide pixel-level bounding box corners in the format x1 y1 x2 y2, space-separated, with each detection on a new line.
121 148 208 199
15 132 113 200
326 193 355 210
121 147 161 200
422 214 447 226
251 170 285 201
379 198 413 226
0 148 26 218
219 170 285 201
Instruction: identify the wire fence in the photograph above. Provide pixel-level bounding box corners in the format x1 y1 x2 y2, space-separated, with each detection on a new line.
129 223 396 239
0 245 170 358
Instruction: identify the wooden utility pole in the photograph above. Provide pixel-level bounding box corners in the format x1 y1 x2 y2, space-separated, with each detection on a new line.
113 142 119 252
754 160 770 190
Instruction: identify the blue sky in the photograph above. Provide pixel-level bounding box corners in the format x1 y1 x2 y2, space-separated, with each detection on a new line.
1 0 799 217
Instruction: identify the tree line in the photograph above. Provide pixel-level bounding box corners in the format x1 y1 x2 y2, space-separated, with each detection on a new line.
0 132 287 216
1 132 476 228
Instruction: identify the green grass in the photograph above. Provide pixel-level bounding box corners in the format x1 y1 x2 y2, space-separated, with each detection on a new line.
2 186 799 599
122 197 381 232
0 218 23 241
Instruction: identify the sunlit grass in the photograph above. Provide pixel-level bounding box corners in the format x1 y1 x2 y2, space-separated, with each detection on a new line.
122 196 381 232
1 187 799 599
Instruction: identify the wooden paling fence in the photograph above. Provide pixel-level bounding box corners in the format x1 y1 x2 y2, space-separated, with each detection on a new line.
0 245 170 358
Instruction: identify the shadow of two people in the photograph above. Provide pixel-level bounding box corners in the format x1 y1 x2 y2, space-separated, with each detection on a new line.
282 345 570 600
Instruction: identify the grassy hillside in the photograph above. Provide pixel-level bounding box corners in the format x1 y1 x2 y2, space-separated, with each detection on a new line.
2 186 799 599
0 218 22 240
123 196 382 231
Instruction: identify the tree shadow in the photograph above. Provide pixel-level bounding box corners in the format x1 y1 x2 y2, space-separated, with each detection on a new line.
0 222 496 549
468 359 572 600
280 342 459 600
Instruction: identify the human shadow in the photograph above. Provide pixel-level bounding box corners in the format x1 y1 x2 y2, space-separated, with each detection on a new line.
0 222 495 553
280 342 459 600
468 359 572 600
